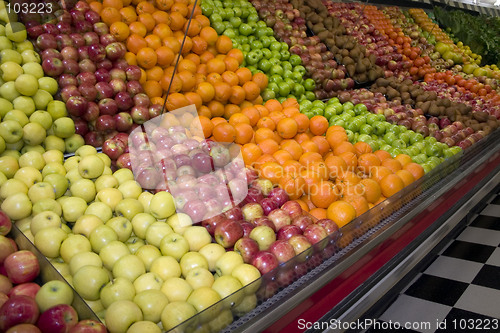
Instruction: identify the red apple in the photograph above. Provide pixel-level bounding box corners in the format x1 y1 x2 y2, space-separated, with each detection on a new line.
303 224 328 245
281 201 303 219
6 323 42 333
267 209 292 231
251 251 279 275
37 304 78 333
277 225 302 241
8 283 40 299
240 221 254 238
269 240 296 263
316 219 339 235
201 214 225 235
0 296 39 331
260 197 279 215
288 235 312 256
69 320 106 333
268 187 289 207
234 237 260 263
252 216 276 231
0 235 16 264
224 206 243 222
4 251 40 284
0 212 12 236
242 203 264 222
214 219 244 248
291 214 314 232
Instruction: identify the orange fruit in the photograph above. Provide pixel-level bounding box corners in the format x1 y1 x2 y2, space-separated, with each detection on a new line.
279 174 306 200
242 81 261 101
324 155 347 179
374 150 392 162
104 0 124 9
258 138 279 155
381 158 402 173
309 208 327 220
359 178 382 204
344 195 369 217
252 72 268 90
212 122 236 143
334 141 356 156
215 35 233 54
292 113 310 133
327 201 357 228
309 161 329 180
234 123 253 145
280 140 303 160
357 153 381 174
310 136 330 156
327 130 348 149
260 162 283 183
126 34 147 54
309 115 329 136
396 169 415 187
310 180 338 208
276 118 298 139
264 99 283 113
273 149 294 165
403 162 425 180
379 174 405 198
395 154 413 167
353 141 372 157
101 7 121 26
236 67 252 85
370 165 393 183
200 26 218 46
242 143 262 166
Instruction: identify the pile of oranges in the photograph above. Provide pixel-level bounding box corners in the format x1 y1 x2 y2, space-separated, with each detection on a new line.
89 0 267 116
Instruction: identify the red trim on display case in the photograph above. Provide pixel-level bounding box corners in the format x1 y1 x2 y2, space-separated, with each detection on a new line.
264 151 500 333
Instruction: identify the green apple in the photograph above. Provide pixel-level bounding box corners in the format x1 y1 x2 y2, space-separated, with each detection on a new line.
32 198 62 216
70 178 96 203
134 289 168 323
0 119 23 143
75 145 97 157
180 252 209 277
30 210 61 235
149 191 175 220
209 309 233 332
113 254 145 282
32 90 53 110
161 277 193 303
99 240 130 270
60 234 92 263
28 181 55 203
85 202 113 223
185 267 214 290
13 96 36 116
22 63 43 79
131 213 156 239
232 294 257 317
0 135 7 155
15 74 38 96
0 49 22 65
78 154 104 179
23 122 46 146
15 40 34 53
150 256 181 281
1 178 28 199
105 300 143 333
161 301 197 331
44 135 66 152
73 214 103 238
166 213 193 235
5 22 27 43
84 299 104 314
19 150 45 169
46 101 68 120
43 173 68 198
183 226 211 251
106 216 133 242
15 216 32 233
73 265 110 301
96 153 111 168
1 192 32 220
0 36 12 50
231 263 261 294
61 196 87 223
135 244 161 271
69 251 102 275
21 144 45 155
34 227 68 258
38 77 58 96
95 175 119 192
42 149 63 164
89 225 118 254
215 251 243 276
115 198 143 221
160 232 189 261
118 180 142 199
41 162 66 178
0 155 18 178
52 117 75 139
0 171 6 187
100 277 136 309
0 62 22 81
187 287 222 323
21 50 40 64
211 275 244 308
138 191 153 213
127 321 161 333
125 236 144 254
0 81 20 101
199 243 226 272
65 134 85 153
64 155 81 171
96 188 123 210
113 168 134 184
133 272 163 293
145 221 173 248
0 97 13 117
36 280 74 312
4 109 29 126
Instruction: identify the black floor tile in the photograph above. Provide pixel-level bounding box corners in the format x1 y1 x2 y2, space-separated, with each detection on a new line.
470 215 500 231
364 320 420 333
490 195 500 205
442 240 496 263
472 265 500 290
404 274 469 307
435 308 498 333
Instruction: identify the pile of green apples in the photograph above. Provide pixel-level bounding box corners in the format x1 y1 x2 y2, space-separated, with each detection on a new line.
2 145 261 332
301 99 462 173
0 20 83 156
201 0 316 102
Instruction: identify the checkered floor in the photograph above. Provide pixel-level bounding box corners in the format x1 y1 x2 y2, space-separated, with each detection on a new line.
366 189 500 333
